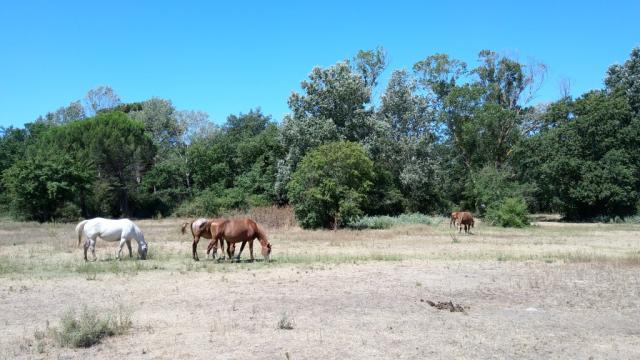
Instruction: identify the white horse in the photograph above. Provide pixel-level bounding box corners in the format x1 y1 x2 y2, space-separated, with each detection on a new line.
76 218 148 261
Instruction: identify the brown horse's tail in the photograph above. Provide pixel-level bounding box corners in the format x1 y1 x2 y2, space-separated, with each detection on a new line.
75 219 89 247
181 222 191 235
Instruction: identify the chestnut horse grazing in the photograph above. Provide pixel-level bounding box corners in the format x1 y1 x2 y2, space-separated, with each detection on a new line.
76 218 148 261
181 218 231 261
207 219 271 262
458 212 475 234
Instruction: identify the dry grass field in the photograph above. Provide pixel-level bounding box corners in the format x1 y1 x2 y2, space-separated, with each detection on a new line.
1 216 639 359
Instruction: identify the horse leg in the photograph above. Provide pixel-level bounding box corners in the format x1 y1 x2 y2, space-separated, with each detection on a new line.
216 236 225 261
248 240 254 262
83 239 90 261
206 240 217 259
192 236 200 261
89 238 97 262
226 240 234 260
126 239 133 257
236 241 248 262
117 238 127 260
226 241 234 260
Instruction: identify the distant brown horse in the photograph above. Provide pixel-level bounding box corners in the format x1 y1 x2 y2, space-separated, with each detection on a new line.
181 218 233 261
458 212 475 234
206 218 271 262
449 212 462 228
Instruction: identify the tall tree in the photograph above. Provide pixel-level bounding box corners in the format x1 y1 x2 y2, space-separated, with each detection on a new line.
129 98 181 156
84 86 121 115
39 111 155 216
351 46 387 89
3 152 92 222
605 47 640 115
518 91 640 219
277 61 377 201
288 141 374 229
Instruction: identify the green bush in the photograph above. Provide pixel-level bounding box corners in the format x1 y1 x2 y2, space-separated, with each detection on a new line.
173 189 221 217
349 216 395 230
2 153 92 222
348 213 442 229
485 197 530 228
467 165 532 215
53 306 131 348
53 202 82 223
172 187 250 217
288 141 374 229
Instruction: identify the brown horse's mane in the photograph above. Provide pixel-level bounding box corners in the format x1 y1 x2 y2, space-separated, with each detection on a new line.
252 221 269 247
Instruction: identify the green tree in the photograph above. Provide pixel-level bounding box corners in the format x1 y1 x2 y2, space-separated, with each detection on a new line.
520 91 640 219
351 46 387 88
38 111 155 216
605 47 640 115
3 153 92 222
183 109 283 211
375 69 442 212
277 56 382 201
84 85 121 115
288 141 374 229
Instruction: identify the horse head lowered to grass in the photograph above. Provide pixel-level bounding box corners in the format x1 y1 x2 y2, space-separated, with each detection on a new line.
76 218 148 261
207 218 271 262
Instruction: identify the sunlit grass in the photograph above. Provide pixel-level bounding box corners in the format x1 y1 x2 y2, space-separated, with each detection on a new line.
1 217 639 278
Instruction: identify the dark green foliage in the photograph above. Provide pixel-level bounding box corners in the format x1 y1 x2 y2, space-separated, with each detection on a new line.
40 111 156 217
363 165 406 216
288 141 374 229
605 47 640 115
53 202 83 223
2 153 92 222
186 109 283 204
485 197 530 228
2 48 639 223
467 165 533 215
519 91 640 219
173 187 249 217
2 111 155 220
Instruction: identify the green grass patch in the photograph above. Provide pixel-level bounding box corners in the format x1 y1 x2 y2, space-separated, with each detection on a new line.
52 305 132 348
349 213 444 229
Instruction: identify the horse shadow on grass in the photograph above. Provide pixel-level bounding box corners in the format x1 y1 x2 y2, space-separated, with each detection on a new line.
210 258 275 264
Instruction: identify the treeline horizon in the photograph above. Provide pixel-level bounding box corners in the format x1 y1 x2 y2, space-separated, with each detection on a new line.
1 46 639 228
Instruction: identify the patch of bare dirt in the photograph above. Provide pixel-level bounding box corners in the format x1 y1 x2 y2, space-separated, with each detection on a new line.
1 261 639 359
422 299 467 313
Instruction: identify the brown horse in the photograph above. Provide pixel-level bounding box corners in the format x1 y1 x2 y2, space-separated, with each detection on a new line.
181 218 233 261
449 211 462 228
206 218 271 262
458 212 475 234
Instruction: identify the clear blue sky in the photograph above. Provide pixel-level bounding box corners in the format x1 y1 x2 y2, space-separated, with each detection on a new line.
1 0 639 127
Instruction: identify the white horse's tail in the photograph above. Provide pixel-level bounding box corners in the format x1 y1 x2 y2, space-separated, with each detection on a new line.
76 220 89 247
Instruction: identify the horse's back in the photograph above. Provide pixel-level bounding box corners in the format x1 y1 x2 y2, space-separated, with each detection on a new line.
460 212 474 225
191 218 212 238
218 218 259 241
84 217 138 241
